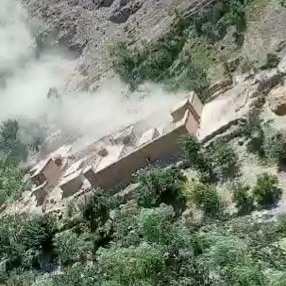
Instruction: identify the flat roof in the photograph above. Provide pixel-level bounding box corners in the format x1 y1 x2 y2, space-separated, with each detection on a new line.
137 128 159 146
59 168 83 186
95 144 125 172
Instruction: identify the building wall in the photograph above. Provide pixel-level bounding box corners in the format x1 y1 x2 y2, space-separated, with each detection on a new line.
31 172 46 186
185 110 199 136
85 120 191 190
61 175 84 198
190 92 204 120
42 159 62 187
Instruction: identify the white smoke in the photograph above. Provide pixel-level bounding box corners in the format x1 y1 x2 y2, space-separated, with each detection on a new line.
0 0 185 157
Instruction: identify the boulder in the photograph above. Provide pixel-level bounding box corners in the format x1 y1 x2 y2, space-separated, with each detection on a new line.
268 84 286 116
278 55 286 74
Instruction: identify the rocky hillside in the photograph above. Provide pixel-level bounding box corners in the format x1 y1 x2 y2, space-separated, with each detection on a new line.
3 0 286 285
22 0 194 91
22 0 286 94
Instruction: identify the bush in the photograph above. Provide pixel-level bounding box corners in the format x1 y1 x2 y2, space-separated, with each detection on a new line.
135 167 187 212
252 173 282 208
233 184 254 215
0 214 52 271
240 114 266 158
97 243 166 286
202 234 249 269
51 265 99 286
53 230 93 265
181 136 240 182
241 115 286 164
180 136 213 182
112 202 141 247
0 158 27 205
138 205 191 249
263 131 286 163
0 119 28 162
261 53 280 69
81 188 115 232
209 140 240 180
228 264 266 286
188 182 220 217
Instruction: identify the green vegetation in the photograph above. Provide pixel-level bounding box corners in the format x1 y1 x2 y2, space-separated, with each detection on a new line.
252 173 282 208
2 2 286 284
233 172 282 213
240 115 286 164
0 119 28 162
0 158 28 205
135 167 187 212
0 134 284 286
181 136 240 182
0 119 45 163
0 98 284 286
1 177 285 286
185 182 221 217
209 140 240 180
109 0 253 99
233 183 254 215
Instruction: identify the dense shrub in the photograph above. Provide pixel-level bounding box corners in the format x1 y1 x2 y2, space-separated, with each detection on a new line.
261 53 280 69
53 230 93 265
81 188 116 232
0 158 27 205
180 136 214 182
240 114 266 158
181 136 240 182
263 131 286 163
50 265 99 286
0 119 28 161
135 167 187 212
112 202 141 247
252 173 282 208
97 243 166 286
0 214 52 271
209 140 240 180
202 234 249 269
233 184 254 215
187 182 220 217
241 115 286 165
138 205 191 249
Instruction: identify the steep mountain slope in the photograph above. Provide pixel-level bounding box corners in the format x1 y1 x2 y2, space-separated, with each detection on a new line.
22 0 195 90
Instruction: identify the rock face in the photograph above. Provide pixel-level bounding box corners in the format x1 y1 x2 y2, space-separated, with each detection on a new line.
278 55 286 75
22 0 197 89
268 84 286 116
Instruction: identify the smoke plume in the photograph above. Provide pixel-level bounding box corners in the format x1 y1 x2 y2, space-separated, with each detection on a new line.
0 0 185 159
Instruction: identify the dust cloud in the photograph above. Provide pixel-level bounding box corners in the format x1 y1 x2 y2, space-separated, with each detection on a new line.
0 0 183 156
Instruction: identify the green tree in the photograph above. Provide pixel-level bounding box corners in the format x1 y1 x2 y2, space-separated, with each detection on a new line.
51 265 99 286
81 188 115 232
240 114 266 158
0 158 27 205
252 173 282 208
263 131 286 163
53 230 93 265
0 214 52 272
0 119 27 161
189 182 220 217
180 136 213 182
233 184 254 215
209 140 240 180
97 243 166 286
135 167 187 212
138 205 191 249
